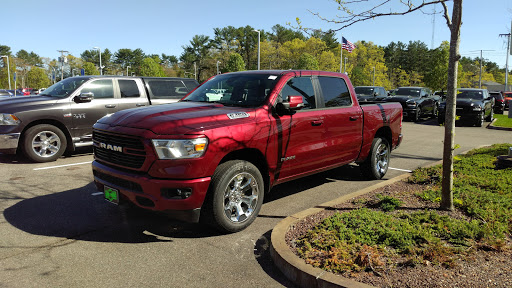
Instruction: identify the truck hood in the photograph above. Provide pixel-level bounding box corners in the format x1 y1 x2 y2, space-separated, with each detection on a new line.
0 96 60 113
455 99 483 107
97 102 257 135
384 96 419 103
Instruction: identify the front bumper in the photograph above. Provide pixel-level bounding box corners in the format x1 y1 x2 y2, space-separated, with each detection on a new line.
92 160 211 223
0 133 21 154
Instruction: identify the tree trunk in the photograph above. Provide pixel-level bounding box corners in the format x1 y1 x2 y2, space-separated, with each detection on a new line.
441 0 463 211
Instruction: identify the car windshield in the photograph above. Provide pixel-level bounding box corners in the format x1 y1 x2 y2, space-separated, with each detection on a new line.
182 73 280 107
355 87 374 95
457 90 484 100
395 88 421 97
39 77 91 98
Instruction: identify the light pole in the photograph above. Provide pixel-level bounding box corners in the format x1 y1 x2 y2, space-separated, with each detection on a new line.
0 55 11 90
372 66 376 86
126 65 131 76
253 29 260 70
216 61 221 75
93 47 103 75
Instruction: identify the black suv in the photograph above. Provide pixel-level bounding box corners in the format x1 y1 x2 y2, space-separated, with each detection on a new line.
384 87 438 121
489 91 505 114
354 86 388 102
438 88 494 127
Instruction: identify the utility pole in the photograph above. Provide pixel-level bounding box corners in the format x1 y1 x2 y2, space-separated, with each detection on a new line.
57 50 69 81
500 29 511 91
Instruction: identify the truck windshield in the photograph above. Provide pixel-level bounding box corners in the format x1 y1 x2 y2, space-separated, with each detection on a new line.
39 77 90 98
457 90 484 100
395 88 421 97
182 73 280 107
355 87 374 95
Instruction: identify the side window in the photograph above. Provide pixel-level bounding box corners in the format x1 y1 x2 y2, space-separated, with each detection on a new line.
118 80 141 98
147 80 188 99
318 77 352 107
280 77 316 109
81 79 114 99
380 88 386 97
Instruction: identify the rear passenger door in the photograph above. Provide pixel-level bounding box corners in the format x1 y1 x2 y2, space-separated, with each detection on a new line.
115 78 150 111
317 76 363 165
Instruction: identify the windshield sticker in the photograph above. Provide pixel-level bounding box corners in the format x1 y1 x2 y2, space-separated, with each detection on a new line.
227 112 250 119
268 75 277 80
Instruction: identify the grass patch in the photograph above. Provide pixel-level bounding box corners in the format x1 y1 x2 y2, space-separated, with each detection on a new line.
295 144 512 274
493 113 512 128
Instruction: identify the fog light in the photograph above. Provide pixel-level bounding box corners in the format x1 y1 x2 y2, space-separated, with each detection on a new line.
161 188 193 199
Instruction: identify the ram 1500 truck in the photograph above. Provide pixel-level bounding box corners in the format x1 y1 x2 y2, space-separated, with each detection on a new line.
0 76 198 162
91 70 403 232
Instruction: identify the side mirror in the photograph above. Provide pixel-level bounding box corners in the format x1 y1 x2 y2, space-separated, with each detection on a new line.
74 92 94 103
276 95 304 115
373 91 378 97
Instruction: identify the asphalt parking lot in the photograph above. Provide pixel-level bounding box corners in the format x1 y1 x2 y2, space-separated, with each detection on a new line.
1 118 512 288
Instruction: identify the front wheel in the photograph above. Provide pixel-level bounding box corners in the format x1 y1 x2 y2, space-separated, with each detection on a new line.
361 137 390 180
486 108 494 122
21 124 67 162
475 112 484 127
202 160 264 233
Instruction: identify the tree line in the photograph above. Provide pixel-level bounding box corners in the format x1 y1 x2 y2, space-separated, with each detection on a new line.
0 24 508 91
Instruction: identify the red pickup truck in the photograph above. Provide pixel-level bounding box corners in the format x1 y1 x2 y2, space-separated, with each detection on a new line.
92 70 403 232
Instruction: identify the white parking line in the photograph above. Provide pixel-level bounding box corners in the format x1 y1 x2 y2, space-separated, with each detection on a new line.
388 167 413 173
91 192 103 196
33 161 93 171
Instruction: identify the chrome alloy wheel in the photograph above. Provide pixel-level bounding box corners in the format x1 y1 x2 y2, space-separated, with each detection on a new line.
223 172 259 223
375 142 389 175
31 130 62 158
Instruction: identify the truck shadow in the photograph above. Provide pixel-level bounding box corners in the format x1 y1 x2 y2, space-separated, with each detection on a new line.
3 182 221 244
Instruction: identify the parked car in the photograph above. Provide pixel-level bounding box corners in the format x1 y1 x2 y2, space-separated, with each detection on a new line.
91 70 403 232
0 89 13 100
0 76 199 162
489 91 505 114
354 86 388 102
383 86 438 121
503 91 512 110
438 88 494 127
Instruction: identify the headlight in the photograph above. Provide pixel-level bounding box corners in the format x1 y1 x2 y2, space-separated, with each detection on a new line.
406 99 417 107
152 138 208 159
0 114 20 125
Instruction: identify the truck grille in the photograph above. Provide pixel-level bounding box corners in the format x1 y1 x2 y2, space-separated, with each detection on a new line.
93 130 146 169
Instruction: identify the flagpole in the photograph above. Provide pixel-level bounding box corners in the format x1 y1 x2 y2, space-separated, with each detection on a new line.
340 34 343 73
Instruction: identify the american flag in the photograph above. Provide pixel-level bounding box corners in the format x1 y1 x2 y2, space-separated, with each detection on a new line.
342 37 355 53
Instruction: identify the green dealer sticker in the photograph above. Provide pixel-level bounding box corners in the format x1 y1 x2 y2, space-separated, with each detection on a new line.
104 186 119 205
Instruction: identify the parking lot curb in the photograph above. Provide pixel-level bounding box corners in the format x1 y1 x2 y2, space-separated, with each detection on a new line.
487 118 512 131
270 172 413 288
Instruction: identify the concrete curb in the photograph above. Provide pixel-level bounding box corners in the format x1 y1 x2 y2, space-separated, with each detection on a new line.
487 118 512 131
270 172 412 288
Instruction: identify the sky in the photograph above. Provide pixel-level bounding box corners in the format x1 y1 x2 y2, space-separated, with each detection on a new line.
3 0 512 69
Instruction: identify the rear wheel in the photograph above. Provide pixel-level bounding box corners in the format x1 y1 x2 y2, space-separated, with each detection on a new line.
21 124 67 162
202 160 264 233
361 137 390 180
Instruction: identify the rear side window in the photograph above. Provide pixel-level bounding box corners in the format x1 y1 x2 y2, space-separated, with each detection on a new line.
118 80 141 98
147 80 189 99
280 77 316 109
81 79 114 99
318 77 352 107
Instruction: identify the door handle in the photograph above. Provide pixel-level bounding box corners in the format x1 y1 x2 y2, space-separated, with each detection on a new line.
105 104 117 108
311 120 323 126
136 103 147 107
349 116 359 121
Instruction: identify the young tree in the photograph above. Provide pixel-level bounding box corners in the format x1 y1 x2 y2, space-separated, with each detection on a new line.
26 67 51 89
300 0 463 211
297 53 319 70
139 57 165 77
226 53 245 72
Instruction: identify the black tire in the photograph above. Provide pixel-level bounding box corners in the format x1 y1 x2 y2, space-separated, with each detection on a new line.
21 124 67 162
361 137 390 180
202 160 264 233
475 112 484 127
431 105 438 119
486 108 494 122
411 109 420 122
